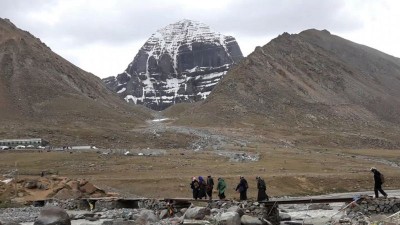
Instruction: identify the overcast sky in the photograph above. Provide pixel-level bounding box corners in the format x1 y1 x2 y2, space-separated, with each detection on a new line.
1 0 399 78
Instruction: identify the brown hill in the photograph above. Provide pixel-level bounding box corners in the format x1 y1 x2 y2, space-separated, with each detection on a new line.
175 29 400 148
0 18 152 147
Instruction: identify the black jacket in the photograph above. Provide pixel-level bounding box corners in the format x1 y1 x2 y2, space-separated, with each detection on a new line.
372 169 382 185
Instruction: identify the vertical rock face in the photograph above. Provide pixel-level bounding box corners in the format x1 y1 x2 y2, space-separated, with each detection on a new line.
103 19 243 110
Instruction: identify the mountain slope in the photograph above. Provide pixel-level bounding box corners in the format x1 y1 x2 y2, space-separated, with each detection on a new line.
175 29 400 147
0 18 152 146
103 19 243 110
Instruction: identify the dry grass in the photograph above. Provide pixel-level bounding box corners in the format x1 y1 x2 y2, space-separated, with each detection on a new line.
1 144 399 201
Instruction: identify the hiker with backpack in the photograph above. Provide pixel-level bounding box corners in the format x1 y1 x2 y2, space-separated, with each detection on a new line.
256 176 269 201
190 176 200 200
235 176 248 200
370 167 388 198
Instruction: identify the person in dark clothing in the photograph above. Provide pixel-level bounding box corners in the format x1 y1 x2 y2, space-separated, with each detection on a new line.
235 176 248 200
206 175 214 200
256 176 269 201
371 167 387 198
190 177 200 200
198 176 207 199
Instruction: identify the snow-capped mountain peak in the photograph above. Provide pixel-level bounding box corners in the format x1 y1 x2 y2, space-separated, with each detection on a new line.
103 19 243 110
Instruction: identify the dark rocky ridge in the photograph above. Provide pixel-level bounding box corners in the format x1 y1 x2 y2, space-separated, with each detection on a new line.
103 19 243 110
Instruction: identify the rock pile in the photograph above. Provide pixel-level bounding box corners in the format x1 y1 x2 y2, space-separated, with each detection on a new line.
347 196 400 215
0 175 115 203
0 199 277 225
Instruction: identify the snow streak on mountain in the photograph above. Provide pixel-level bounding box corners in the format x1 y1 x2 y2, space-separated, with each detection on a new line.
103 19 243 110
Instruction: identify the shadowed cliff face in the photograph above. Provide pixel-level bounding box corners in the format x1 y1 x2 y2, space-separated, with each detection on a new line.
177 29 400 132
103 19 243 111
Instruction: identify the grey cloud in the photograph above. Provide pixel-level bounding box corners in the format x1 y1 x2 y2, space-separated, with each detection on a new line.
189 0 363 37
2 0 365 49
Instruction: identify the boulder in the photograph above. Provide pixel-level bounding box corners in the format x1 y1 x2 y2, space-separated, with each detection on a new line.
52 188 82 200
25 180 37 189
135 209 158 225
159 209 169 219
279 213 291 221
216 212 241 225
241 215 263 225
33 207 71 225
182 220 210 225
102 221 135 225
79 182 97 194
66 181 79 190
227 206 244 217
184 207 211 220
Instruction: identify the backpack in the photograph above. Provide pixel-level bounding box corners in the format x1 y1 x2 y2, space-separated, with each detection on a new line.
380 173 385 184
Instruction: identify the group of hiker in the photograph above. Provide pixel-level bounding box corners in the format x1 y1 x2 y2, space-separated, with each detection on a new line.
189 168 388 201
190 175 269 201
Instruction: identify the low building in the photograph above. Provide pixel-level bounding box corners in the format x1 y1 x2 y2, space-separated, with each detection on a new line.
0 138 49 148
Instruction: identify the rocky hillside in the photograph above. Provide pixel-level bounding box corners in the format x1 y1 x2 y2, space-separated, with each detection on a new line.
103 19 243 110
0 18 151 146
176 29 400 145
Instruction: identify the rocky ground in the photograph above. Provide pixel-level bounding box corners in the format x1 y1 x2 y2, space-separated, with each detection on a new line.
1 190 400 225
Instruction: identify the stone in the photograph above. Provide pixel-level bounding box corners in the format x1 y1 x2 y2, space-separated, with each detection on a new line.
279 213 291 221
79 182 98 194
184 207 211 220
241 215 263 225
25 180 37 189
52 188 82 200
102 221 135 225
159 209 169 219
33 207 71 225
182 220 210 225
216 212 241 225
66 181 79 190
227 206 244 217
135 209 158 225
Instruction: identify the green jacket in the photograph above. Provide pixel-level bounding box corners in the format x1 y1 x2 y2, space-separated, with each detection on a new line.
217 178 227 194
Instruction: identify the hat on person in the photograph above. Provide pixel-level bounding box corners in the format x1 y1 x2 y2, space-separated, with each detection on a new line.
370 167 376 171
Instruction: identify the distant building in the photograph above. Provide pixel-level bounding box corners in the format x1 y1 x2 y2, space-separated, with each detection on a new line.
0 138 49 148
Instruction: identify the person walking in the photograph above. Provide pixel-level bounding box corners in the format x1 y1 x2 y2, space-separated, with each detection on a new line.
235 176 248 200
198 176 207 199
217 177 226 199
206 175 214 200
256 176 269 201
370 167 388 198
190 177 200 200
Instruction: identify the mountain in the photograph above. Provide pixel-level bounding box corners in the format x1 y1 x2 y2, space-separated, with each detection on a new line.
0 18 151 147
103 19 243 110
175 29 400 148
